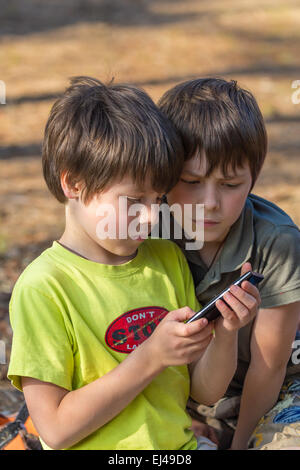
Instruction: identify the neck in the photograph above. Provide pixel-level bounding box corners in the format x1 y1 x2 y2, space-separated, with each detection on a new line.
198 242 222 269
199 230 230 269
59 212 136 265
58 231 137 265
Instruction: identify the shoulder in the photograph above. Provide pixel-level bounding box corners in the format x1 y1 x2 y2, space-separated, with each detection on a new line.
247 193 300 246
10 244 68 306
9 246 76 349
248 193 299 232
245 196 300 308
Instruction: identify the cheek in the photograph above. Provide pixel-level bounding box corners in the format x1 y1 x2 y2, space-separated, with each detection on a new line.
76 204 95 229
88 209 104 237
115 208 131 236
86 200 117 238
167 184 195 206
222 191 248 222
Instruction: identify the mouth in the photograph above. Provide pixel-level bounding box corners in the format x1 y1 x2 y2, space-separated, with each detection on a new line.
203 219 220 226
131 235 148 241
192 219 220 225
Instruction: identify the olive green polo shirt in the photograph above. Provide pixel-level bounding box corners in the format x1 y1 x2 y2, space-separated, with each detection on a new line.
158 193 300 394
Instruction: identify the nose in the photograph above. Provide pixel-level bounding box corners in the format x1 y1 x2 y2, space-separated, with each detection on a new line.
139 203 159 227
202 184 220 212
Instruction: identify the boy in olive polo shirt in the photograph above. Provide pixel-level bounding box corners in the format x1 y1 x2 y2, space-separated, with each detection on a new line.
158 78 300 450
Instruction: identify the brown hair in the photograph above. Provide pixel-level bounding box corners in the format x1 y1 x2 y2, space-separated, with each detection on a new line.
158 78 267 187
42 76 184 204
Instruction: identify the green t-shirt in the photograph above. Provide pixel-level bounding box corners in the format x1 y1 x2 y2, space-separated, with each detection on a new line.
8 239 200 450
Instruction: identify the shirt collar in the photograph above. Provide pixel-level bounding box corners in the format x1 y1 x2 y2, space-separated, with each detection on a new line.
220 197 254 273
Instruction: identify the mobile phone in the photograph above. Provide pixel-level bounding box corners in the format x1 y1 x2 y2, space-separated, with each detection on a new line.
186 271 264 323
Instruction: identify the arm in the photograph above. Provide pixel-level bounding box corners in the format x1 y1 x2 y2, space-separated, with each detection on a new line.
22 341 161 450
22 306 213 450
231 301 300 450
189 328 238 405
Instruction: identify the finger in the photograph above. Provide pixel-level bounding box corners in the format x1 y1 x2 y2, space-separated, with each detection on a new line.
222 291 250 321
179 322 214 348
215 298 236 322
240 280 261 303
181 317 210 338
229 284 259 311
185 322 215 342
186 335 214 359
241 262 252 276
166 307 209 337
167 306 195 322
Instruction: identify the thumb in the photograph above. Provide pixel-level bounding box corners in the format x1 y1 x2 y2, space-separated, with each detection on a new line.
167 306 195 323
241 261 252 276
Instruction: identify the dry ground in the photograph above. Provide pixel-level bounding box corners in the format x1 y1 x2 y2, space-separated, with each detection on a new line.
0 0 300 392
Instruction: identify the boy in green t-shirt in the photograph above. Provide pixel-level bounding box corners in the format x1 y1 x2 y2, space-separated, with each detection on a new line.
7 77 260 450
158 78 300 450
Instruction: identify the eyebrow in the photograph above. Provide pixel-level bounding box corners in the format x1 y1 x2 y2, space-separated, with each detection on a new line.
182 170 247 180
119 189 163 198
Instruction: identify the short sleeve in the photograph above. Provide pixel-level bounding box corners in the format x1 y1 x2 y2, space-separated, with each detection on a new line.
258 226 300 309
7 285 74 392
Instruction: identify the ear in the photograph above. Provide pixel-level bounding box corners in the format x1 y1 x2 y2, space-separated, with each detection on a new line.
60 172 82 200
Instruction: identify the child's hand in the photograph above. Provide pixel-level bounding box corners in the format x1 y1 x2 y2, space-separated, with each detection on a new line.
214 262 261 334
145 307 214 369
190 419 219 446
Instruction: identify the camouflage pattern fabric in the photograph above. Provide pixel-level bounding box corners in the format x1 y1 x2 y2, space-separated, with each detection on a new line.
187 375 300 450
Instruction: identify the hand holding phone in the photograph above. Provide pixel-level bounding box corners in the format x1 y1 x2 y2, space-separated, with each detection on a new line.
186 271 264 324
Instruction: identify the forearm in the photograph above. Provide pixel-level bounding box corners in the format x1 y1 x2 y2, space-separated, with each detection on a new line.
190 330 238 405
231 364 286 450
44 342 163 449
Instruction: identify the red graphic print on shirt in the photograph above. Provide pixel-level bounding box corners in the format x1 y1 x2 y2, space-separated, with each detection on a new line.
105 306 169 354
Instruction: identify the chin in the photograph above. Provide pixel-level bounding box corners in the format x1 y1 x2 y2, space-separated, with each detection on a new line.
203 233 222 243
107 242 140 258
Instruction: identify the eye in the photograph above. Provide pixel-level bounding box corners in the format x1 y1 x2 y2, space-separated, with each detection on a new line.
222 183 241 189
180 178 200 185
126 197 142 204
